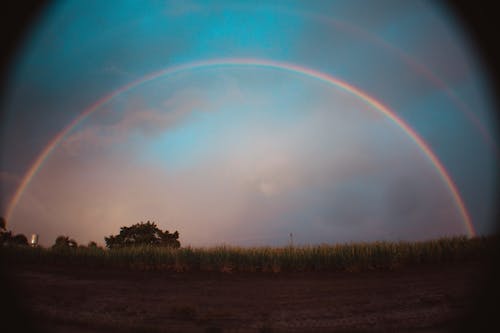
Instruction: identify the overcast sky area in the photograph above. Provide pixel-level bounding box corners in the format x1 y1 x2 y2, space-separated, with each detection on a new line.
0 0 497 246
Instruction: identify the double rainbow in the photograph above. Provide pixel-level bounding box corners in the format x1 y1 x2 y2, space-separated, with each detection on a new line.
4 58 476 236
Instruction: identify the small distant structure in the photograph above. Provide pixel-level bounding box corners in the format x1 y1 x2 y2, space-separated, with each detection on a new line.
30 234 39 247
289 232 294 247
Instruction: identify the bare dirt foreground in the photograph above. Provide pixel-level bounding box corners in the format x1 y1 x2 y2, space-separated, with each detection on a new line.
3 262 490 332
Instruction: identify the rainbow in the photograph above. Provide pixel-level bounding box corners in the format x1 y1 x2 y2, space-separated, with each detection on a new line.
4 58 476 236
283 6 497 155
346 23 496 155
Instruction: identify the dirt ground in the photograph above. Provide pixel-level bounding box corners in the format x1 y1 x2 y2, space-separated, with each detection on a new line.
3 262 491 332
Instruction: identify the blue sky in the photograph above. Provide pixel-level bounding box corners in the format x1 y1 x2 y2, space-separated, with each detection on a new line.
1 0 497 246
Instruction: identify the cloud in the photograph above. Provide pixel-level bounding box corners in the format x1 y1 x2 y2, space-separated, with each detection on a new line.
61 89 209 155
61 74 249 157
2 0 495 245
9 68 472 246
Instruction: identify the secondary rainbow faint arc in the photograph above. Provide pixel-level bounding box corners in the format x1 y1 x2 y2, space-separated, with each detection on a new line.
4 58 476 236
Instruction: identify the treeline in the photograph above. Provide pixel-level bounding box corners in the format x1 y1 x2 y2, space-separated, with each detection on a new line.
2 216 498 273
0 219 180 250
2 235 497 273
0 217 29 246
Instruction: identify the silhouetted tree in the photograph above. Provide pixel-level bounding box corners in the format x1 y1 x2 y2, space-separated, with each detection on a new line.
0 230 12 246
105 221 180 249
0 217 29 246
0 217 8 244
88 241 98 248
11 234 28 246
52 236 77 249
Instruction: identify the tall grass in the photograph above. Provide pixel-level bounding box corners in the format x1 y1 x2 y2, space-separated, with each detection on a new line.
1 236 495 273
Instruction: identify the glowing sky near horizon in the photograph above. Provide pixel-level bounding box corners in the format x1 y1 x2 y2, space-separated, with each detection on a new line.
0 0 497 246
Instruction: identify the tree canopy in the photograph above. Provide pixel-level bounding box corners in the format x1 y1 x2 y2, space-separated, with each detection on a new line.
52 236 78 249
105 221 180 249
0 217 29 246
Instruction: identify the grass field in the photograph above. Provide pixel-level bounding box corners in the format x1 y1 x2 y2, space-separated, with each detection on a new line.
2 236 499 332
1 236 495 273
